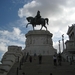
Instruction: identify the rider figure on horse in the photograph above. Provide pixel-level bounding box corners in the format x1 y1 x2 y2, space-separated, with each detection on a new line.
26 10 48 30
35 10 41 24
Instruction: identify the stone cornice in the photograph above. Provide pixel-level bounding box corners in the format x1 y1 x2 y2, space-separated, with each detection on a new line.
25 30 53 37
0 69 8 73
2 60 13 62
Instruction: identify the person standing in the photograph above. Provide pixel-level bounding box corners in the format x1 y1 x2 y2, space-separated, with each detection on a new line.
29 55 32 63
38 54 42 64
34 53 36 60
53 54 57 66
57 53 62 66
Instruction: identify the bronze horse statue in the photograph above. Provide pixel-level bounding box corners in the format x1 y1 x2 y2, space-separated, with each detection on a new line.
26 16 49 30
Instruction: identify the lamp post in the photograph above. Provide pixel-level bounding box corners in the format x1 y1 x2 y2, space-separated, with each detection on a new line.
59 40 61 53
16 67 19 75
62 34 64 51
19 61 22 70
18 56 19 63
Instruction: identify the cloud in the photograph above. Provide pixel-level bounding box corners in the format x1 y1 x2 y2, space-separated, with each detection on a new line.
12 0 28 4
18 0 75 30
0 42 7 52
18 0 71 18
0 27 25 54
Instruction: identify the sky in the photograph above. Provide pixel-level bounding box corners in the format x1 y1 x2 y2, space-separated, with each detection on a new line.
0 0 75 60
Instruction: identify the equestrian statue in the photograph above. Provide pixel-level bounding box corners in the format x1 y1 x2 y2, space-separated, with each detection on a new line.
26 10 49 30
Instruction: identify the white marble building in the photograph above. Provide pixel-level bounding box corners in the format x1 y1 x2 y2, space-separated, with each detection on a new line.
0 46 23 75
62 24 75 60
65 24 75 54
25 30 56 55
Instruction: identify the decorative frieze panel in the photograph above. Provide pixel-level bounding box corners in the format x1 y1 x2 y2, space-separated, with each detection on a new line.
25 31 53 46
25 30 56 55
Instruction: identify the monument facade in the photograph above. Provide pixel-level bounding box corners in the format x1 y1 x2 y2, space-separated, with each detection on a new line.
0 46 23 75
65 24 75 53
25 30 56 55
62 24 75 60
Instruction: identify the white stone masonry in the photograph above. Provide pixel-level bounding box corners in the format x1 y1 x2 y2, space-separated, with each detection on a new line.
25 30 56 55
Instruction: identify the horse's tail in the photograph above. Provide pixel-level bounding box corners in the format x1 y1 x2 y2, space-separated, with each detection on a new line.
45 18 49 25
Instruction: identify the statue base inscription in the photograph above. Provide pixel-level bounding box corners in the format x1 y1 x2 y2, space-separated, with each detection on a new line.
25 30 56 55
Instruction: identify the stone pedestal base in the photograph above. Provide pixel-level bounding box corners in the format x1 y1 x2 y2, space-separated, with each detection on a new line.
25 30 56 55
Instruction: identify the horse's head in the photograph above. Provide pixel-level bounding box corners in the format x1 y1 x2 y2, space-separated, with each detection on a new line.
26 17 33 22
26 17 30 22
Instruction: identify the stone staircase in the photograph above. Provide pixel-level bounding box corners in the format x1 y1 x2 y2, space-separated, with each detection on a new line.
7 62 20 75
7 56 75 75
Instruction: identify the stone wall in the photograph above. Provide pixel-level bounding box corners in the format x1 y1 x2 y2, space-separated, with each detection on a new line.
0 45 23 75
62 24 75 61
25 30 56 55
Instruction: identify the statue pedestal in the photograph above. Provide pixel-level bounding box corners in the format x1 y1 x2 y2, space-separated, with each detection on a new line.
25 30 56 55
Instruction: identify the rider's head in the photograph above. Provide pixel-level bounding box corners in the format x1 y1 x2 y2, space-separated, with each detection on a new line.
37 10 40 14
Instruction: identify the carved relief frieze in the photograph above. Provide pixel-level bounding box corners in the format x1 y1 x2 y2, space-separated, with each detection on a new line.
25 30 56 55
26 34 53 46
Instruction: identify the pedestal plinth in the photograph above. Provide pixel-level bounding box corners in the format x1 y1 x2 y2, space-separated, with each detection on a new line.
25 30 56 55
